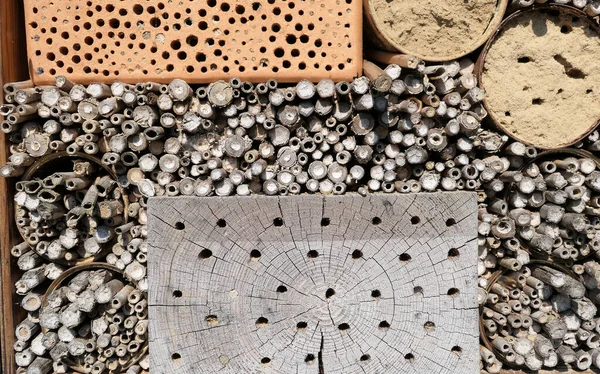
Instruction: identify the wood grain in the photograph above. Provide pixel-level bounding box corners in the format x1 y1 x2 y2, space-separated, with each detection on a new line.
0 0 28 372
147 193 479 374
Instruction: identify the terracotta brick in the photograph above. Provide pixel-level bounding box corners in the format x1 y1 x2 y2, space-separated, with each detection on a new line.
24 0 363 84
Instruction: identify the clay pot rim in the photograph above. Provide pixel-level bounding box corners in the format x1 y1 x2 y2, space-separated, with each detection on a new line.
16 151 129 266
475 4 600 150
40 262 146 373
364 0 509 62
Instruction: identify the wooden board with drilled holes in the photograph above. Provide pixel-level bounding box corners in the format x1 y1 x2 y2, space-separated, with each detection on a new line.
147 193 479 374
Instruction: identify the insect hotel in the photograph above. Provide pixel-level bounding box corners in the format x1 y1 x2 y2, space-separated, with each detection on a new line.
1 0 600 373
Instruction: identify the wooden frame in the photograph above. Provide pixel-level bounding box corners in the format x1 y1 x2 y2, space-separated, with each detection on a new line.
0 0 28 372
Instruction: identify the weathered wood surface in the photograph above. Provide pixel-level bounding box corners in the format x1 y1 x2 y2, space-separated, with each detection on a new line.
0 0 28 372
147 193 479 374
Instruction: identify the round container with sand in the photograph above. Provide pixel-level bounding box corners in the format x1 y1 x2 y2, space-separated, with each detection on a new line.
364 0 508 61
478 6 600 149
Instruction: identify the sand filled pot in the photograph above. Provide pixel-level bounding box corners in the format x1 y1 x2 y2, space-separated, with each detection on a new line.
478 6 600 149
364 0 508 61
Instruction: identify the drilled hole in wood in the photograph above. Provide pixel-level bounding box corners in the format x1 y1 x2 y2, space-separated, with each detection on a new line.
206 315 218 325
297 321 307 330
448 248 459 260
399 253 411 262
448 288 460 297
446 218 456 227
171 353 181 360
325 288 335 298
451 346 462 355
405 353 415 362
255 317 269 327
199 249 213 259
371 217 381 225
217 219 227 227
411 216 420 225
360 354 371 361
379 320 390 330
424 321 436 331
173 290 182 298
321 218 330 226
175 222 185 230
307 250 319 258
273 217 284 226
277 285 288 293
305 354 315 363
250 249 261 261
371 289 381 298
338 323 350 331
351 250 363 259
261 357 271 365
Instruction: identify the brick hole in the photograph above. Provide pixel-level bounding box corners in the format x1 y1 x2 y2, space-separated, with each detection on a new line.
67 67 74 73
448 288 460 297
448 248 459 260
360 354 370 361
351 250 363 259
299 62 306 70
305 354 315 363
273 7 281 15
47 52 56 61
399 253 411 262
33 7 38 13
48 68 56 75
199 21 208 30
221 2 230 11
133 5 143 15
86 10 93 17
212 15 220 23
252 2 261 11
338 63 345 70
229 17 236 24
371 290 381 298
338 323 350 331
308 23 314 30
286 35 297 44
273 66 279 72
56 61 64 68
214 49 222 56
73 25 80 32
308 51 316 58
196 52 206 62
283 60 291 68
201 67 208 73
178 51 187 60
35 50 41 56
307 250 319 258
46 38 53 45
295 24 303 31
277 285 288 293
171 40 182 50
84 53 92 60
30 22 38 29
184 17 193 26
255 317 268 326
272 24 281 32
186 66 194 73
147 5 156 14
269 35 276 42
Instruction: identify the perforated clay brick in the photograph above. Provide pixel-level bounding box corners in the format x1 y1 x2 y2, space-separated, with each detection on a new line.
24 0 363 85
